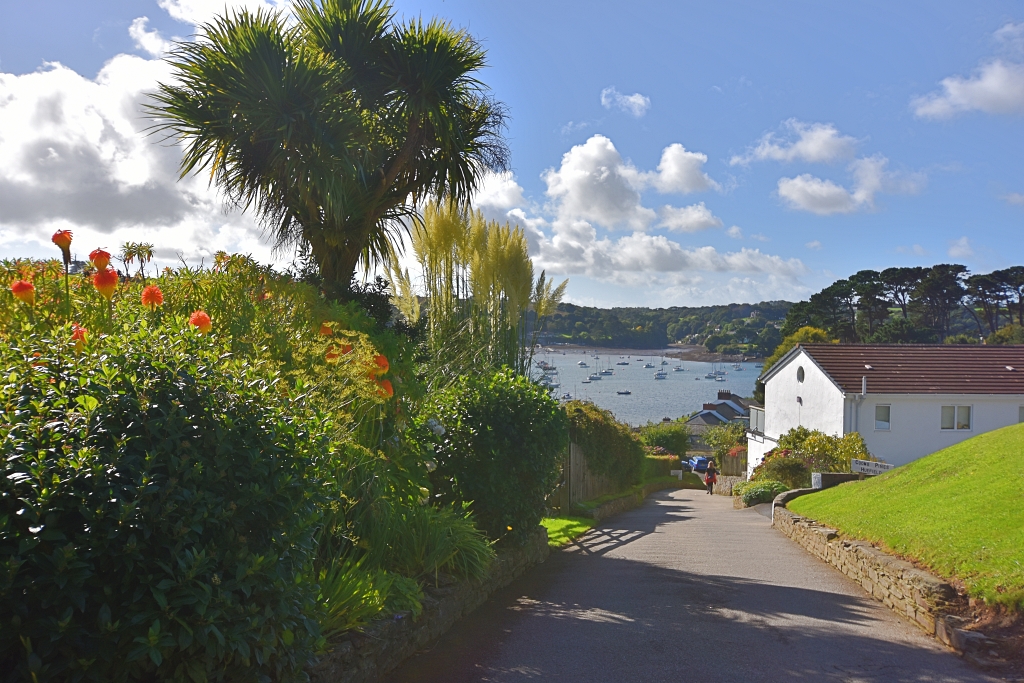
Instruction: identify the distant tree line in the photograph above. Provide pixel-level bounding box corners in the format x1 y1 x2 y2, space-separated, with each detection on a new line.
542 301 792 350
782 264 1024 344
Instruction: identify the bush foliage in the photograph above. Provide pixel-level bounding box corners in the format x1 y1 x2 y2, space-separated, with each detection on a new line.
422 369 568 543
739 480 791 506
565 401 645 489
639 421 690 457
0 329 326 682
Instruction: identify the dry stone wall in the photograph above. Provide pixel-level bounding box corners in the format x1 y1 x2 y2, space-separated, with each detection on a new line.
773 506 955 634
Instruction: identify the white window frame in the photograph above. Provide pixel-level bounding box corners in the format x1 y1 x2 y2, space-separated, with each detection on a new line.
1019 406 1024 424
940 405 972 431
874 404 891 431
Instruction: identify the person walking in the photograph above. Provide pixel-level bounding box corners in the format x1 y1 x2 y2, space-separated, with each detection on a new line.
705 460 718 495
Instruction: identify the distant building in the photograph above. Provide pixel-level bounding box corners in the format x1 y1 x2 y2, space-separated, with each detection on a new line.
747 344 1024 477
685 390 752 451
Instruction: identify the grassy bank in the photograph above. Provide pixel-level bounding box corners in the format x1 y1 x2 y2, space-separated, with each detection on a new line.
789 423 1024 610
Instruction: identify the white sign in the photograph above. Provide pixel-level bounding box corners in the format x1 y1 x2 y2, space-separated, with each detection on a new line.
851 459 895 476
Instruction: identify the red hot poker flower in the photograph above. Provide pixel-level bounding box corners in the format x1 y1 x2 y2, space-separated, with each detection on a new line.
319 323 333 336
141 285 164 311
89 248 111 270
71 323 87 352
51 231 73 265
189 310 212 334
11 280 35 306
377 379 394 398
92 268 118 301
372 354 389 375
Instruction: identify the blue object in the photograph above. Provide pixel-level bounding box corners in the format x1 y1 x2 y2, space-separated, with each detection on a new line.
687 456 709 473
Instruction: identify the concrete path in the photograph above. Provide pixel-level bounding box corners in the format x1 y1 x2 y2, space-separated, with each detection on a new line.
390 489 1001 683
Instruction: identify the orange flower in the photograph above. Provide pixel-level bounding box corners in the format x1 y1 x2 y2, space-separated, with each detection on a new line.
189 310 212 334
11 280 35 306
71 323 87 352
92 268 118 301
341 344 353 355
319 323 333 336
377 379 394 398
89 248 111 270
372 354 389 375
141 284 164 311
51 230 73 265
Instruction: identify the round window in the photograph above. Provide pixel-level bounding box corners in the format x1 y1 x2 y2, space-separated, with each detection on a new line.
797 366 805 383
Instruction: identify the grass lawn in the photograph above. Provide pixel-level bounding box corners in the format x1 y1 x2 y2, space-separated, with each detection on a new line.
540 516 596 547
789 423 1024 610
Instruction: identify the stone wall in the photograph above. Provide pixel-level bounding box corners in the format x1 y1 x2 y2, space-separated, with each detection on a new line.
772 506 955 634
309 527 549 683
712 474 745 496
772 504 1007 666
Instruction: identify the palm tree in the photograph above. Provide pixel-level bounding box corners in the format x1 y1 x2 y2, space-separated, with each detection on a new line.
150 0 509 295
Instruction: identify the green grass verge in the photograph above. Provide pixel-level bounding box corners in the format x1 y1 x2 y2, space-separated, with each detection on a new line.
789 423 1024 610
540 516 597 547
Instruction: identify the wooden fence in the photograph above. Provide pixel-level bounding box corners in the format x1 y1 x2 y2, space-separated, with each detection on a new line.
549 442 619 511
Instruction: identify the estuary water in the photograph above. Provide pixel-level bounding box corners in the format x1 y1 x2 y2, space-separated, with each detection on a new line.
533 348 759 427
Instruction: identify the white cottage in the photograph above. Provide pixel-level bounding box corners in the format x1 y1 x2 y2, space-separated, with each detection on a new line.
747 344 1024 476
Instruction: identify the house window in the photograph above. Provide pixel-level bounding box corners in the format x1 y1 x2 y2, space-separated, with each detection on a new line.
797 366 805 383
941 405 972 431
874 405 891 431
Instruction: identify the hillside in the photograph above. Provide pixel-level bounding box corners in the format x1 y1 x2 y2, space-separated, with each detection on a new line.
541 301 792 351
789 423 1024 610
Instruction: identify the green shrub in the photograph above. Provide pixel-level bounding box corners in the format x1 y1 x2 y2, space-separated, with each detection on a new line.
643 455 679 479
0 329 326 682
753 453 812 489
565 401 645 489
741 480 790 506
639 421 690 457
732 480 752 497
423 369 568 543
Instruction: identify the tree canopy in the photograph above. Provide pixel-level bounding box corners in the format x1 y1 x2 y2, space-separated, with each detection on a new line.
151 0 509 294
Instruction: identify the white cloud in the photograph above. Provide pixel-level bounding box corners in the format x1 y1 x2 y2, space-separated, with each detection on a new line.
730 119 857 165
805 240 822 250
542 135 656 230
658 203 722 233
531 222 808 285
600 86 650 117
995 22 1024 52
750 233 769 242
157 0 291 25
948 236 974 258
642 143 720 193
777 155 924 215
777 175 857 215
1003 192 1024 206
0 55 273 266
726 226 743 239
913 60 1024 118
129 17 175 58
896 244 928 256
473 171 525 212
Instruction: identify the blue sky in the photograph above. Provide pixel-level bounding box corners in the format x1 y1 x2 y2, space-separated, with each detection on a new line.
2 1 1023 307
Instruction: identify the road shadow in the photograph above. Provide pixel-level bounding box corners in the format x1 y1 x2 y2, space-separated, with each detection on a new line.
388 490 994 683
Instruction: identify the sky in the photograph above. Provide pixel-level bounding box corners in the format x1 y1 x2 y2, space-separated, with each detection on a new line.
2 1 1023 307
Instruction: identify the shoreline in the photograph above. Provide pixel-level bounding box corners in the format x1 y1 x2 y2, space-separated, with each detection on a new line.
536 344 760 364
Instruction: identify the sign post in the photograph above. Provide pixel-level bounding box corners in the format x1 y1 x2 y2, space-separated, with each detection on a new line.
851 459 895 476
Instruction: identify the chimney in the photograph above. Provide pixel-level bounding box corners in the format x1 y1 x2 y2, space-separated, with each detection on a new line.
862 376 867 396
718 390 731 401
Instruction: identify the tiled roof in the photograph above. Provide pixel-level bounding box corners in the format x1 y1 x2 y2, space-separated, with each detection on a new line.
788 344 1024 395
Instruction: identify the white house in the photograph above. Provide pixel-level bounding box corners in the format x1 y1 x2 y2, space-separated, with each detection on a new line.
747 344 1024 477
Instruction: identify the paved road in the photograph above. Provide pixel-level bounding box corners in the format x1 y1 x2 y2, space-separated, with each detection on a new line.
390 489 1000 683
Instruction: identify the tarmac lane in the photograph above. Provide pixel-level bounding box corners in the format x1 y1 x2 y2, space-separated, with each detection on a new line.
388 489 1003 683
